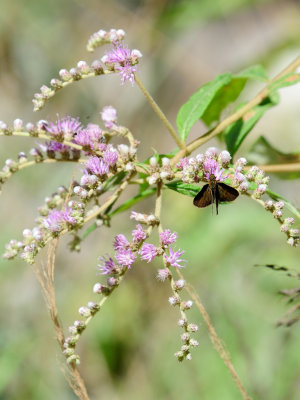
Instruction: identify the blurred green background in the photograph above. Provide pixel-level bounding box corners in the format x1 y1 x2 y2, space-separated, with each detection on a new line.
1 0 300 399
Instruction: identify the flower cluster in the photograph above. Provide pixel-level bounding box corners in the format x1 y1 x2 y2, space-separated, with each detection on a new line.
32 28 142 110
146 156 175 185
102 41 142 85
86 28 126 52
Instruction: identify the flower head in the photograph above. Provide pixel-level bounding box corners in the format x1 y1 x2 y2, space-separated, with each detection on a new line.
46 116 82 140
132 224 147 243
100 106 118 129
203 157 227 181
164 247 186 268
115 249 136 267
85 156 109 176
139 243 157 263
113 234 129 251
97 255 117 275
42 209 65 233
160 229 177 247
103 42 142 85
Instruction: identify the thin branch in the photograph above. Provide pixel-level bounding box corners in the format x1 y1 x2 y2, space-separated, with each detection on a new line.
134 73 186 150
251 163 300 173
177 270 251 400
171 55 300 165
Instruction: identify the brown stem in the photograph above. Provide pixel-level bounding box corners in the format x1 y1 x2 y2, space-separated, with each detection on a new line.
177 270 251 400
171 55 300 166
247 163 300 173
134 74 186 150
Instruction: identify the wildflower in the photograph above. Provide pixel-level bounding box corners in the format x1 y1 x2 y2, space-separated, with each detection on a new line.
160 229 177 247
132 224 147 243
100 106 118 129
42 209 65 233
45 116 82 141
156 268 170 281
164 247 186 268
139 243 157 263
103 148 118 166
97 255 117 275
203 157 227 181
115 249 136 267
103 42 142 85
85 156 109 176
113 234 129 251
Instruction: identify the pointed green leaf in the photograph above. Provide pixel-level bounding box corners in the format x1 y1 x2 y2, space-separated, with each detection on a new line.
176 73 232 141
108 188 156 217
165 180 200 197
224 93 279 156
268 72 300 93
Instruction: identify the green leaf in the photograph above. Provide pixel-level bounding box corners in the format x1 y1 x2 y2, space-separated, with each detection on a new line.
103 171 127 191
236 64 269 82
176 65 269 142
108 188 156 217
247 136 300 180
268 72 300 93
165 180 200 197
176 73 232 141
202 65 269 127
224 93 279 156
266 189 300 219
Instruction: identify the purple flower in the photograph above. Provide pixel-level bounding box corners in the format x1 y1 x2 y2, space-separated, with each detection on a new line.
62 208 77 226
164 247 186 268
203 157 227 181
139 243 157 263
85 156 109 176
104 43 138 85
176 158 189 170
100 106 118 129
132 224 147 243
40 141 72 157
45 116 82 140
115 249 136 267
113 234 129 251
160 229 177 247
75 124 103 149
42 209 65 233
97 255 117 275
103 148 118 166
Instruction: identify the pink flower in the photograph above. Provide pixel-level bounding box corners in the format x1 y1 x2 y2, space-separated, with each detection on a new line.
115 249 136 267
132 224 146 243
97 255 117 275
45 116 82 140
164 247 186 268
85 156 109 175
160 229 177 247
100 106 118 129
113 234 129 251
43 210 65 233
203 157 227 181
139 243 157 263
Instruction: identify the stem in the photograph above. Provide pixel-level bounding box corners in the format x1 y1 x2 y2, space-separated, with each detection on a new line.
249 163 300 173
177 270 251 400
171 55 300 165
134 74 186 150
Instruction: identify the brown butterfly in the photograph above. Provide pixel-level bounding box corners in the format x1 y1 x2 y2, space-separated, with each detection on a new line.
193 174 239 215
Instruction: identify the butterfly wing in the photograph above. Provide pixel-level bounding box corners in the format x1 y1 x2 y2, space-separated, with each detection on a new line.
217 182 239 203
193 184 213 208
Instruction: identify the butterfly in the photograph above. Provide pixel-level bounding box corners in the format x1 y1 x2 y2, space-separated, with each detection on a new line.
193 174 239 215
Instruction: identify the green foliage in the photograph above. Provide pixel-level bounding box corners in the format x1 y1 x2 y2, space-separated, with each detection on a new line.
247 136 300 179
165 180 200 197
224 93 279 156
176 65 268 142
